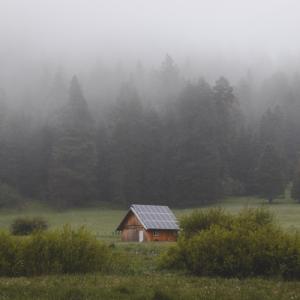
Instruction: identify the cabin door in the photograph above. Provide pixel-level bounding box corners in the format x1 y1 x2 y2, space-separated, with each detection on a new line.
139 230 144 242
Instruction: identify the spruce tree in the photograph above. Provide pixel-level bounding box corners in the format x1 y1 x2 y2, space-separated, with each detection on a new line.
107 84 146 204
213 77 241 180
256 144 284 203
291 157 300 203
0 89 7 184
48 76 97 207
168 80 222 205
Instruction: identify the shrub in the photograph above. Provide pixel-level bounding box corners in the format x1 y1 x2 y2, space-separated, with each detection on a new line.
180 208 232 238
0 232 23 276
235 208 275 231
10 217 48 235
160 208 300 279
180 208 274 239
0 226 111 276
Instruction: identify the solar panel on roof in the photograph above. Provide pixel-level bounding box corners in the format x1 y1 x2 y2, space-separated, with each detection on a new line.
131 204 179 230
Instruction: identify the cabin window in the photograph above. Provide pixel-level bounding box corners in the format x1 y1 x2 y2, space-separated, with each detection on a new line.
153 230 160 237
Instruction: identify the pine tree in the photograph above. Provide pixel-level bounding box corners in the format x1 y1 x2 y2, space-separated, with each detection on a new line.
213 77 241 179
140 108 164 203
259 106 285 153
95 120 109 201
153 54 183 108
48 76 97 207
167 80 222 205
0 89 7 184
291 157 300 203
107 84 146 204
256 144 285 203
231 128 260 195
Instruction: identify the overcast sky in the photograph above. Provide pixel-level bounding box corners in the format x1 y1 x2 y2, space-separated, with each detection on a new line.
1 0 300 78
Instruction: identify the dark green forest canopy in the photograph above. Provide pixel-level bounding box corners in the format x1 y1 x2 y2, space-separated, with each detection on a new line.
1 58 300 208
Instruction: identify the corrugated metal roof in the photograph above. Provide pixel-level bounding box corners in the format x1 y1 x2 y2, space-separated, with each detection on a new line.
117 204 179 230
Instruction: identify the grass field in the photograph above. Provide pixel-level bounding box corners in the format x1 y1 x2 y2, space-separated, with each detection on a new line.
0 196 299 241
0 274 300 300
0 196 300 299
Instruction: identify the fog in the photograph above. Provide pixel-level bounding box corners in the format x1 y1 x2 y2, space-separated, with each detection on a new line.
1 0 300 208
1 0 300 83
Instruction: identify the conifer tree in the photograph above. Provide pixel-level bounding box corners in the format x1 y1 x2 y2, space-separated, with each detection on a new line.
48 76 97 207
168 80 222 205
291 157 300 203
0 89 7 183
213 77 241 179
256 144 284 203
107 84 146 204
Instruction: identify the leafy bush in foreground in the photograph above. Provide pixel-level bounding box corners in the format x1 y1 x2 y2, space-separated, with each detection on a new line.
160 208 300 279
0 226 110 276
10 217 49 235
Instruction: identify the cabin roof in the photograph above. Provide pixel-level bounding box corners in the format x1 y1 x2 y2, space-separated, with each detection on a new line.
116 204 179 231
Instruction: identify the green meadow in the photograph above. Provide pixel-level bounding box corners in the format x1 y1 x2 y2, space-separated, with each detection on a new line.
0 196 299 241
0 196 300 299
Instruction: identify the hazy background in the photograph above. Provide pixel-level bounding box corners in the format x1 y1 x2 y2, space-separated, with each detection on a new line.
1 0 300 86
1 0 300 208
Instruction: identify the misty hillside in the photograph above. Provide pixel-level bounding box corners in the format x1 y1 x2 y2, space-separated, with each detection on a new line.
1 57 300 208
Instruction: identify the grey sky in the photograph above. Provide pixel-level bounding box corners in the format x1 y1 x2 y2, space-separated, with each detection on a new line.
0 0 300 81
1 1 299 55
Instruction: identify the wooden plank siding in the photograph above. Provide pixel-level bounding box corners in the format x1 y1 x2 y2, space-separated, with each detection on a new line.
119 211 178 242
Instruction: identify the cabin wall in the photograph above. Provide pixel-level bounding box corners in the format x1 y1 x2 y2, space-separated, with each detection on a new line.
119 211 178 242
144 230 178 242
120 212 143 242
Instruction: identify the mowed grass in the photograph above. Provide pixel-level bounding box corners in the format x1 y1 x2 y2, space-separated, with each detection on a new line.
0 196 300 241
0 204 125 241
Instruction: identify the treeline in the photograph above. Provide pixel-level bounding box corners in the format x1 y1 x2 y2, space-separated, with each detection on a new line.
1 56 300 207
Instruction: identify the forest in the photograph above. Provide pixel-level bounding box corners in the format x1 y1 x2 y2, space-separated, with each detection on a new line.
1 54 300 208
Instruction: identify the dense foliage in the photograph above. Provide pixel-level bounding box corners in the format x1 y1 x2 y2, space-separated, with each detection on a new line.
160 208 300 279
10 217 48 235
1 57 300 207
0 226 110 276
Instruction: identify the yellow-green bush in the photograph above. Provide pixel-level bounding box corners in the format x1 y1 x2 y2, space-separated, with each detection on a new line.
0 226 110 276
180 208 232 238
0 232 23 276
160 208 300 279
180 208 274 238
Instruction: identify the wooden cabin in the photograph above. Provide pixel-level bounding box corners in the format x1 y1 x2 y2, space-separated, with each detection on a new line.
116 204 179 242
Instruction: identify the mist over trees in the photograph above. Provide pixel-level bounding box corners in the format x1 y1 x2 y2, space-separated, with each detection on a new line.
1 55 300 208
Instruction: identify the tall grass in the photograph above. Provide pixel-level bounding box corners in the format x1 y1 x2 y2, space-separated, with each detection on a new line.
0 274 300 300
